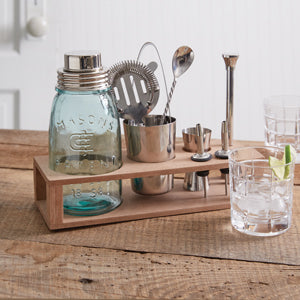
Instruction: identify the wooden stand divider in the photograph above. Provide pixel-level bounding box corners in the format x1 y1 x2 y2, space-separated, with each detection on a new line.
34 140 233 230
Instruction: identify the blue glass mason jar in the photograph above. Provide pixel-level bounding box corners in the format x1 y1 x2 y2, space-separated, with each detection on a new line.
49 51 122 216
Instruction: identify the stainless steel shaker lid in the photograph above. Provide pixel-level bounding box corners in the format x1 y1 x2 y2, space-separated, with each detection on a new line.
64 51 101 72
57 50 110 91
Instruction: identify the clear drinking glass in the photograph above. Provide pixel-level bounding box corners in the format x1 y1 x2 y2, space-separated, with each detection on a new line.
264 95 300 157
229 147 295 236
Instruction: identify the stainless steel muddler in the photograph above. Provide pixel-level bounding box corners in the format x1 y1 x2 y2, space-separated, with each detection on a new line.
222 54 239 146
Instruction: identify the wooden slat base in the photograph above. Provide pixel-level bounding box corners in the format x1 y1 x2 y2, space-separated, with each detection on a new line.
33 140 234 230
35 178 229 230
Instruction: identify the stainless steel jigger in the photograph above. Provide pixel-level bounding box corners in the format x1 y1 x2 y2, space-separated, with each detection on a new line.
220 168 229 196
184 172 207 192
215 120 230 159
184 124 211 193
189 124 212 197
196 170 209 198
191 124 212 162
223 54 239 146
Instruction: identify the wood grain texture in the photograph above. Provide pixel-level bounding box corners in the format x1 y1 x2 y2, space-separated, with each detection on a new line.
1 239 300 299
33 140 232 229
1 167 300 266
0 130 48 169
34 139 233 184
35 178 230 230
2 130 300 298
0 129 48 146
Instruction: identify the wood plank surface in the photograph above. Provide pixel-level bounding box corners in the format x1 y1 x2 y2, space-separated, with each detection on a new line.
1 167 299 266
1 129 300 299
0 130 48 169
0 129 48 146
1 239 300 299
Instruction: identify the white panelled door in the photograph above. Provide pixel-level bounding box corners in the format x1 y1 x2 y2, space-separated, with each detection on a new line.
0 0 20 129
0 0 55 130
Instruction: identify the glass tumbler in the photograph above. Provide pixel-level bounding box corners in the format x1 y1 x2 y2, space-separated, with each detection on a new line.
264 95 300 157
229 147 295 236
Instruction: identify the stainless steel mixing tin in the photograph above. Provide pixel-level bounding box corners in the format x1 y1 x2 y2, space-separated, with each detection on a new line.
124 115 176 162
131 174 174 195
182 127 212 152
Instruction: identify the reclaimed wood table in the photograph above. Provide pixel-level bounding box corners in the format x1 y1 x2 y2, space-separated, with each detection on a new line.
0 129 300 299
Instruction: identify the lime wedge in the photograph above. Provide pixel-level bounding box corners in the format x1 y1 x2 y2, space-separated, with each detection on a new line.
285 144 296 164
284 144 296 179
268 144 296 180
269 156 285 180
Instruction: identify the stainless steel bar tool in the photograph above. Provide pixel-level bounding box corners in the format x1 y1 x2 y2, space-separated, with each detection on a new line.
220 168 229 196
183 170 210 194
190 123 212 197
215 120 230 159
183 124 212 192
109 60 160 124
182 127 212 153
215 120 230 195
161 46 194 124
191 124 212 162
196 170 209 198
223 54 239 146
183 172 202 192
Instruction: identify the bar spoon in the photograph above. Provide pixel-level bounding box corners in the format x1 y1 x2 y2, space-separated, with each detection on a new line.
162 46 194 123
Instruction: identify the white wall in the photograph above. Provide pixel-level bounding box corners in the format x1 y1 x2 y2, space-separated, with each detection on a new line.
3 0 300 142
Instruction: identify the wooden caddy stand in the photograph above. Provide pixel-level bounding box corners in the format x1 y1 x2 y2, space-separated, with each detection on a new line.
34 140 232 230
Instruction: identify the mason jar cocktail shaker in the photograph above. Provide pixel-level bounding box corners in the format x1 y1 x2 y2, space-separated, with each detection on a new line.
49 51 122 216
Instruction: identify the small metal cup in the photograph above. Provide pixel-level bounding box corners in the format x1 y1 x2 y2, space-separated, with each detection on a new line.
124 115 176 195
182 127 212 152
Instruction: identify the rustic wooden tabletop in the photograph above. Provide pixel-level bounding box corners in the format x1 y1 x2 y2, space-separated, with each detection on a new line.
0 129 300 299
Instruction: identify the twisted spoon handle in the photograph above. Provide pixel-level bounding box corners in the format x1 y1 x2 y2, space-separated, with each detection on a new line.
162 78 177 122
